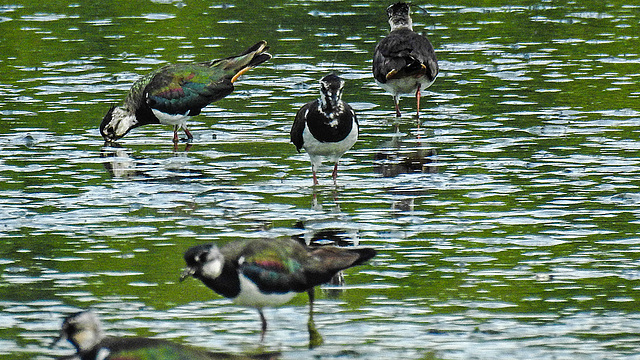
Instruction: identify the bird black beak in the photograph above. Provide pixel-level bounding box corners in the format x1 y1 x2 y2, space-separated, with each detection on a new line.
49 332 64 349
179 266 196 282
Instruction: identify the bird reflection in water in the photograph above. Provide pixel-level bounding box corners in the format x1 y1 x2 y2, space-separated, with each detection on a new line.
292 218 360 290
291 217 364 348
100 143 144 179
373 123 438 213
373 124 438 178
100 143 201 181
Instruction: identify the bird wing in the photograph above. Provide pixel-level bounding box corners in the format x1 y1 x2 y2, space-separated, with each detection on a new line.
143 64 235 116
236 239 376 294
373 29 438 83
236 239 313 293
290 101 315 152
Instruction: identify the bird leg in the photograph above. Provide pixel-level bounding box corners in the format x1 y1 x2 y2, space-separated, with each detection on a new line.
172 125 180 144
415 83 422 123
394 95 401 117
308 288 315 315
258 309 267 342
332 163 339 184
183 127 194 142
307 288 324 348
312 170 319 186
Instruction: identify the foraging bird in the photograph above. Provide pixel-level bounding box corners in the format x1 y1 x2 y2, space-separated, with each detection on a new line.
180 237 376 340
100 41 271 144
373 2 438 119
290 74 358 185
51 310 280 360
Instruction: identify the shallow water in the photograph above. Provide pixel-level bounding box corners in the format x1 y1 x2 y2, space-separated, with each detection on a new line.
2 1 640 359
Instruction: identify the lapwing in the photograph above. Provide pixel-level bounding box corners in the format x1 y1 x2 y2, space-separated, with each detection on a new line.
100 41 271 144
373 2 438 119
290 74 358 185
51 310 280 360
180 237 376 341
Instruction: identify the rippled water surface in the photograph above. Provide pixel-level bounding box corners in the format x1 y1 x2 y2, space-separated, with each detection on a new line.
2 1 640 359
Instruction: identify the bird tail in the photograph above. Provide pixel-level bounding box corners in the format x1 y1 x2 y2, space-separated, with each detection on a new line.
386 54 427 81
209 41 272 83
239 40 272 68
348 247 377 267
310 246 377 272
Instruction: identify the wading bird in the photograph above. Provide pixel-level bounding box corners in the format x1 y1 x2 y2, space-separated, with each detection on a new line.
100 41 271 144
180 238 376 343
373 2 438 119
290 74 358 185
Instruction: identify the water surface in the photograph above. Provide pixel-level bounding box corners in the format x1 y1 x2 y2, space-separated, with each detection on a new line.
1 1 640 359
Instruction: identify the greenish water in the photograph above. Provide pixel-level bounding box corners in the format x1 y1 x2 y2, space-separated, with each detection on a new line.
2 1 640 359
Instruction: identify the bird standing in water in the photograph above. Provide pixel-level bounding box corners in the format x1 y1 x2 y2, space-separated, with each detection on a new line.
373 2 438 119
290 74 358 185
100 41 271 144
180 237 376 342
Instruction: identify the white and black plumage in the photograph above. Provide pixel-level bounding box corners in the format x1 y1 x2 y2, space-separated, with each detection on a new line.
373 2 438 119
180 238 376 341
290 74 358 185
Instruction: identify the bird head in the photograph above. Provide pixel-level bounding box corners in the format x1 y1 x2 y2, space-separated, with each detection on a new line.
318 73 345 112
50 311 104 353
100 106 138 143
387 2 413 31
180 244 224 281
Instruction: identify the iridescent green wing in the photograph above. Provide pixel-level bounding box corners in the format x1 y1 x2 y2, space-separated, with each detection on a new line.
143 63 234 116
236 239 310 294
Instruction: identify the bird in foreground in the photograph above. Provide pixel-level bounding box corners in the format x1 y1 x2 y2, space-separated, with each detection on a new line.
290 74 358 186
51 310 280 360
373 2 438 119
100 41 271 144
180 237 376 342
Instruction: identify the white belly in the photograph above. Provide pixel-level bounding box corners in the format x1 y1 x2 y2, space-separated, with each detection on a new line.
152 109 191 127
377 76 435 97
233 275 296 308
302 121 358 165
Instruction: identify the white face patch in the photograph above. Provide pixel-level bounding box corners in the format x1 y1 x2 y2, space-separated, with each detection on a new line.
96 348 111 360
73 329 100 351
201 249 224 279
110 107 138 138
202 258 223 278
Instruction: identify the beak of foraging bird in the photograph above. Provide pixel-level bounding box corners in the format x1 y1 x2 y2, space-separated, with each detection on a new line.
49 333 65 349
100 106 137 143
179 266 196 282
